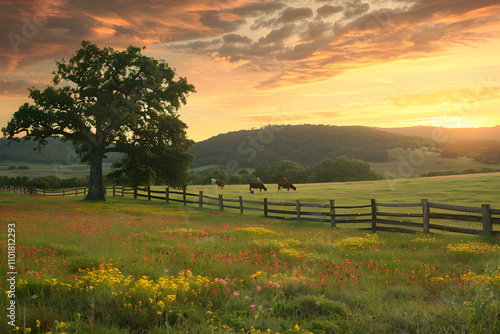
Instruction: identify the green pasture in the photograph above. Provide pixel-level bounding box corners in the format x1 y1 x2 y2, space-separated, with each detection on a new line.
371 148 496 177
182 173 500 208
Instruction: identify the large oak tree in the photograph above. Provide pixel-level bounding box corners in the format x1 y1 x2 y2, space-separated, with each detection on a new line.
2 41 196 200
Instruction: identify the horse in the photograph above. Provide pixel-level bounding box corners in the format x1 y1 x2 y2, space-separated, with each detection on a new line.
249 182 267 192
278 180 296 191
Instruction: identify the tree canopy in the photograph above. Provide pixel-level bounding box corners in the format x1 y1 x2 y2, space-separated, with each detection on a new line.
2 40 195 200
252 157 384 184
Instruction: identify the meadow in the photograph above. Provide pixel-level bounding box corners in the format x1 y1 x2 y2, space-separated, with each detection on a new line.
1 183 499 333
370 148 497 177
185 172 500 208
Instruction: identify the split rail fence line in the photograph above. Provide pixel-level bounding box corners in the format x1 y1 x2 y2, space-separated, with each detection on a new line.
2 185 499 236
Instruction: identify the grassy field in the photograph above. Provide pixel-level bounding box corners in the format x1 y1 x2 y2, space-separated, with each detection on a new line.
1 190 499 333
183 173 500 208
370 148 497 178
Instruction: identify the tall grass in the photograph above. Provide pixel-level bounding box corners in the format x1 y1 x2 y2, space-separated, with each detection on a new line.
1 193 499 333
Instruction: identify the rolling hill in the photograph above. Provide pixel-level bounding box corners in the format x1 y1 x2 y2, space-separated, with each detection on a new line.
188 124 422 170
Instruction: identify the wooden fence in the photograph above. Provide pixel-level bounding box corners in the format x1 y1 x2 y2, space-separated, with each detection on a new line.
2 185 499 236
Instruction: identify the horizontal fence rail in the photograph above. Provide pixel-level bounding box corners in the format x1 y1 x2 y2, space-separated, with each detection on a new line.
1 185 498 236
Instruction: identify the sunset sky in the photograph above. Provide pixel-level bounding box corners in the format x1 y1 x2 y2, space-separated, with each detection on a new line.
1 0 499 142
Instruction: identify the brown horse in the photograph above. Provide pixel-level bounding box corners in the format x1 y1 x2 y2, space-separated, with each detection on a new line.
249 182 267 192
278 181 296 191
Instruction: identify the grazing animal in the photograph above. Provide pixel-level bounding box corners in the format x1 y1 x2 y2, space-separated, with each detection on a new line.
278 180 296 191
249 182 267 192
211 178 217 186
215 180 225 189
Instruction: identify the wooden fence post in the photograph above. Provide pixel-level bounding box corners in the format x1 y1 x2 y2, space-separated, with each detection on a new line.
84 188 86 197
330 200 336 228
44 188 46 196
264 198 268 217
113 184 116 197
183 188 187 206
165 188 169 203
148 186 151 201
219 195 224 211
122 186 124 198
482 204 492 235
371 199 377 233
296 200 300 222
422 199 430 234
75 188 78 197
63 189 65 197
133 187 137 199
199 191 203 208
239 196 244 215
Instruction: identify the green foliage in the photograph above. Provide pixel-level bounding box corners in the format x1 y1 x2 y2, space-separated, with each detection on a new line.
438 140 500 164
188 157 382 185
273 295 350 318
420 167 500 177
253 157 383 183
208 168 231 182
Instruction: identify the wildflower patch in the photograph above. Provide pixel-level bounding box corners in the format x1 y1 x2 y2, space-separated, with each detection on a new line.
447 242 500 255
335 234 383 250
233 227 279 237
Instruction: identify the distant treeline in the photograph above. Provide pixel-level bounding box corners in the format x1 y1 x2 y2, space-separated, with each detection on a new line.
8 165 30 170
420 168 500 177
439 140 500 164
0 175 88 189
188 157 384 185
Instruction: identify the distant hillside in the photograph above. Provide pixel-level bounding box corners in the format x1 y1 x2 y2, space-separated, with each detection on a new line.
189 124 422 169
376 125 500 142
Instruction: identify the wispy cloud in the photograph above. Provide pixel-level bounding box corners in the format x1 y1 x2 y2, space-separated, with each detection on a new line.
167 0 500 89
1 0 500 141
2 0 499 89
0 79 43 97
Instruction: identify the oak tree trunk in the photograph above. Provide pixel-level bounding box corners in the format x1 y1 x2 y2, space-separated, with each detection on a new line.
85 147 106 201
